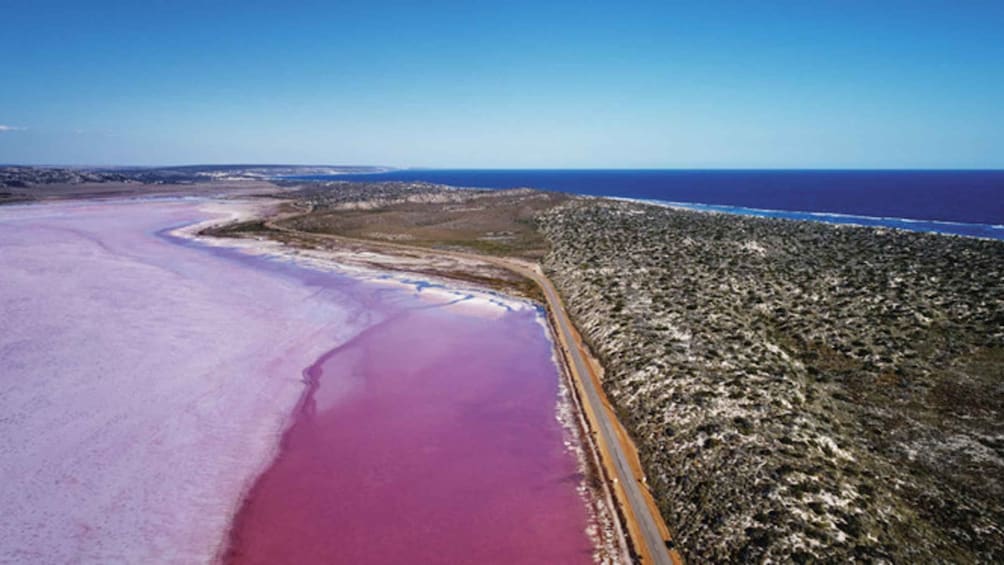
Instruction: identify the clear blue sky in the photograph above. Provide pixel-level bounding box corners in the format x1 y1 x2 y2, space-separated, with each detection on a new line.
1 0 1002 168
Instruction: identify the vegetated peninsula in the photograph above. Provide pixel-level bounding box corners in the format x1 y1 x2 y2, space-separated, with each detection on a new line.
233 180 1004 563
538 199 1003 562
5 170 999 562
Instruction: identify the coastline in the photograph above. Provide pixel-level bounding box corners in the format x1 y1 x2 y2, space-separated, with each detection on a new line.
282 169 1004 230
536 196 1004 562
609 196 1004 241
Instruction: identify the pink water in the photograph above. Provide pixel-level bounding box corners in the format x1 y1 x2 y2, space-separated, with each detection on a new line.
225 299 596 564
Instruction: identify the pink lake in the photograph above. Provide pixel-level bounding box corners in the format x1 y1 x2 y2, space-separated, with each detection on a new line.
225 300 596 565
0 198 597 564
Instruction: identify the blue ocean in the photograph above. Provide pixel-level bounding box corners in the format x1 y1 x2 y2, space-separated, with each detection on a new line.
288 170 1004 240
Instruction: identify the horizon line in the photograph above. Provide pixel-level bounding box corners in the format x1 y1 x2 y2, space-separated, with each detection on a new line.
4 164 1004 172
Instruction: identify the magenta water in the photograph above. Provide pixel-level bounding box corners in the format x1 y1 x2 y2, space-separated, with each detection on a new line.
225 294 596 564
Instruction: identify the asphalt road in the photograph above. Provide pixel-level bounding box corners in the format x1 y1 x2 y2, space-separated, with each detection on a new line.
502 261 677 565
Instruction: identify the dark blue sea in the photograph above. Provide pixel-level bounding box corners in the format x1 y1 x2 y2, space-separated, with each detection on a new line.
287 170 1004 240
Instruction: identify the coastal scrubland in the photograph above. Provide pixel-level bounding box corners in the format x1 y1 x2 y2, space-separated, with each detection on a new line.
539 198 1004 563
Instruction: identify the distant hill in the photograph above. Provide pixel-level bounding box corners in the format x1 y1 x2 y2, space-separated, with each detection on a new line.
0 164 390 188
